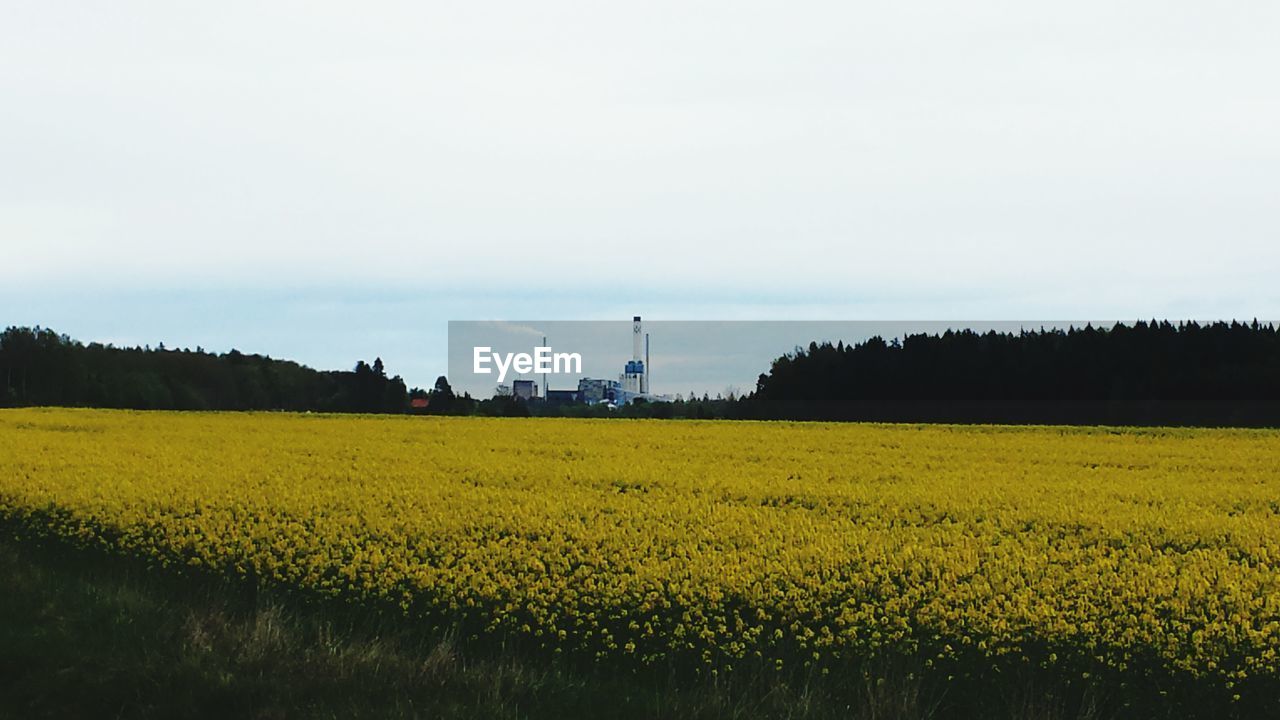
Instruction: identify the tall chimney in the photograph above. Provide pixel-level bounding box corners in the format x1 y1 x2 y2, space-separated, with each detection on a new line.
644 332 650 394
632 316 642 361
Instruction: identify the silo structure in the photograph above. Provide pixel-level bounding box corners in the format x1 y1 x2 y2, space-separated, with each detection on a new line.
622 316 646 394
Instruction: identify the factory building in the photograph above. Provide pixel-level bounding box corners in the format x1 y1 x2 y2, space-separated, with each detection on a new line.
622 315 649 394
507 315 666 407
545 389 580 405
573 377 620 404
574 316 665 406
511 379 538 401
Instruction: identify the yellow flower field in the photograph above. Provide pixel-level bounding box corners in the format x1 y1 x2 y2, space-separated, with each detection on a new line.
3 408 1279 693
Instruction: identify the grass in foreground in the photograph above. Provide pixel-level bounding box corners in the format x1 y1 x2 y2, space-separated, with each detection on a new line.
0 535 1128 720
0 536 896 719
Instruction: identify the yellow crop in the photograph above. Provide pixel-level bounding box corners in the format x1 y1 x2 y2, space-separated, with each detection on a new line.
3 408 1279 690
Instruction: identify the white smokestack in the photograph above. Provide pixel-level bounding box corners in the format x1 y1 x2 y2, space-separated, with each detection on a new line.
632 315 642 361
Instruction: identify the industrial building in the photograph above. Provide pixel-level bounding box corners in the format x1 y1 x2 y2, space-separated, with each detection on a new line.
505 316 666 407
574 316 664 406
511 379 538 401
544 389 579 405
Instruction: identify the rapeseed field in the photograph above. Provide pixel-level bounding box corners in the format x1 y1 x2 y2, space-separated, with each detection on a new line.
2 408 1278 707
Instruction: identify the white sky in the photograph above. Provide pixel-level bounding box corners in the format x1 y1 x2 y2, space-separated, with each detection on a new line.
3 2 1278 386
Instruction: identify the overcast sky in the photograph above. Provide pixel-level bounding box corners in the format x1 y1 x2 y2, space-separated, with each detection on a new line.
3 2 1278 387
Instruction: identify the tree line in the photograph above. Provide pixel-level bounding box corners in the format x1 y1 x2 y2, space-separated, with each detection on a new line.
743 320 1280 426
0 327 417 413
5 321 1279 426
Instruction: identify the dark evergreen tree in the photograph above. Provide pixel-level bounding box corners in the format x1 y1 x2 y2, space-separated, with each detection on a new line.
0 327 414 414
745 321 1280 426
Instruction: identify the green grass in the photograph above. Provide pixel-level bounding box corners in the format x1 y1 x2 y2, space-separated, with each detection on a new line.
0 533 1244 720
0 536 922 720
